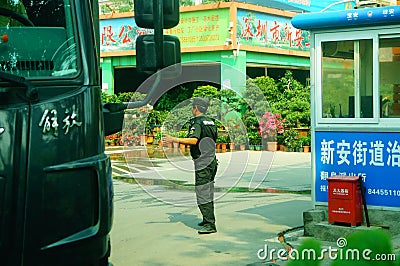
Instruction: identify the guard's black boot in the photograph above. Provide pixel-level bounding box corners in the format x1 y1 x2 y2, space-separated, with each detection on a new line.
198 225 217 234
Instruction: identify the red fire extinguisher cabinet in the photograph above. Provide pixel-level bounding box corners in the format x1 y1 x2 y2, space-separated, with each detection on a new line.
327 176 363 226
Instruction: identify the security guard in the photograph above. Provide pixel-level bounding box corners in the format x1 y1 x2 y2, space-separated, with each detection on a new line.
164 97 218 234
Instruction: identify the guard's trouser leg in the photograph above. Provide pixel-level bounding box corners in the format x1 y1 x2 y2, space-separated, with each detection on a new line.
195 158 218 228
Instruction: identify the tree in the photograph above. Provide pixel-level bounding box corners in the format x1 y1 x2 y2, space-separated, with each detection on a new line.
154 85 193 111
276 71 310 127
251 76 279 103
101 0 133 14
193 85 219 98
179 0 194 6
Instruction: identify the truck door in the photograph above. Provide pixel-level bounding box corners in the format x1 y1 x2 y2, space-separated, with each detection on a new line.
0 105 29 265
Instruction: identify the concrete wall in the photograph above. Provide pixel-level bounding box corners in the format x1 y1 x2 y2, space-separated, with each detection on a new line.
304 206 400 241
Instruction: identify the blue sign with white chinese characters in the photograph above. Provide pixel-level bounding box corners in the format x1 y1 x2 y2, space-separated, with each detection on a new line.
292 6 400 30
315 131 400 208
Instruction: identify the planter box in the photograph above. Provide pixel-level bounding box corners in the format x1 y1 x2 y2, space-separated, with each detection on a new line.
393 84 400 93
393 103 400 115
229 143 235 151
140 134 148 146
147 135 154 144
266 141 278 151
294 127 310 138
221 143 227 151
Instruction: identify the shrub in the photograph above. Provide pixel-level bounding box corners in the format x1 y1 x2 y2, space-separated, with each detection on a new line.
298 136 311 146
259 111 285 141
282 129 299 150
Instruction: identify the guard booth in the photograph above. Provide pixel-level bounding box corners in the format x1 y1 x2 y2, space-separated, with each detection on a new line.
292 6 400 234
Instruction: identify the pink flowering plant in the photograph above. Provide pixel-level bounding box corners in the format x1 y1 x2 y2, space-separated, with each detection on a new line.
259 111 285 141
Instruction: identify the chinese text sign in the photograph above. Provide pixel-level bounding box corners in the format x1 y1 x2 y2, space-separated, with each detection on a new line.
315 131 400 208
100 9 229 52
237 9 310 51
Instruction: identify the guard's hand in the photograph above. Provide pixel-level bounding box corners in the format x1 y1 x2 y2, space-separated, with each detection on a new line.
162 134 175 145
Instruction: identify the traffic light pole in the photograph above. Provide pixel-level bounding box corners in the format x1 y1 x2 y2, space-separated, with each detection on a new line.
154 0 164 71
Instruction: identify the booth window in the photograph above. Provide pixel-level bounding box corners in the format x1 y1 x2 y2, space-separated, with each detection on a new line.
321 39 373 119
379 37 400 118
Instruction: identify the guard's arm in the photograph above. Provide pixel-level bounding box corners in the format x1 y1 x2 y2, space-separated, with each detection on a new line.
163 134 198 145
163 121 202 146
173 137 198 145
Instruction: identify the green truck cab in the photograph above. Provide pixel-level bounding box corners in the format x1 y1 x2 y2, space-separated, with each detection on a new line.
0 0 181 264
0 1 114 265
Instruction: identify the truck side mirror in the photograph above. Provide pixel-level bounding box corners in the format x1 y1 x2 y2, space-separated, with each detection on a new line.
102 103 127 136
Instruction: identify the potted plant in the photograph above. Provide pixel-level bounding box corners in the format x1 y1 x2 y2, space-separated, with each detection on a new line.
294 138 303 152
221 135 229 151
277 134 285 151
106 132 122 146
154 131 163 147
248 131 262 150
229 142 235 151
121 130 135 146
282 129 299 152
105 134 113 146
216 136 222 150
298 136 311 152
259 111 285 151
225 117 246 151
146 134 154 145
216 135 228 151
235 134 248 150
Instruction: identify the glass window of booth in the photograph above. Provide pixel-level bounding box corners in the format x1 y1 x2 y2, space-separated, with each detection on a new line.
321 39 373 119
379 37 400 118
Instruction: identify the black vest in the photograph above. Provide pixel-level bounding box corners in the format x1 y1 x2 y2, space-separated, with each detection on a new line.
187 116 217 159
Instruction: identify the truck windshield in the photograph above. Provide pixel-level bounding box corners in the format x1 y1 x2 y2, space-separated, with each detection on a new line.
0 0 79 78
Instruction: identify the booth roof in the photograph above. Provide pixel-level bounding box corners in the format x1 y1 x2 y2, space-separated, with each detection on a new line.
234 0 306 13
292 5 400 30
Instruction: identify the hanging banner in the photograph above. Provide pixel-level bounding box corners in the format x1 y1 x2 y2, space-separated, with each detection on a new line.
100 9 230 52
237 9 310 51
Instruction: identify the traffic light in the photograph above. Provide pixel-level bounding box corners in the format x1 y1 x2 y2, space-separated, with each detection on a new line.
136 34 181 74
134 0 181 74
134 0 179 29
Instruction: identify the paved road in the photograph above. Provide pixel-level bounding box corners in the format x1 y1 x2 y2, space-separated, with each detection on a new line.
106 147 314 265
109 147 312 191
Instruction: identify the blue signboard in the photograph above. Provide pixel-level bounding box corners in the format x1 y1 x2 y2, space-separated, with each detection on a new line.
100 17 146 52
282 0 352 12
292 6 400 30
236 0 352 12
315 131 400 208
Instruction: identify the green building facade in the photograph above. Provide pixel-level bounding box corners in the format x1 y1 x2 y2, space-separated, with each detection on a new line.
99 2 310 95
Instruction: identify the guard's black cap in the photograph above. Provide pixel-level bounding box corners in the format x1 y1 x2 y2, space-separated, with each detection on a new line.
192 97 209 109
